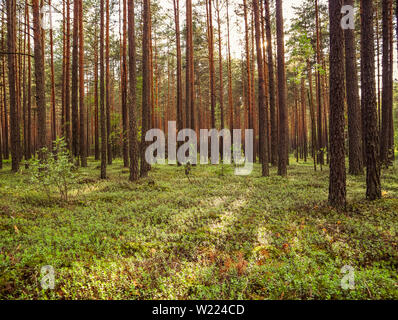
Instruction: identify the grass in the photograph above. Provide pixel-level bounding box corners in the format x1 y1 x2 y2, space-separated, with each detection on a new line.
0 156 397 300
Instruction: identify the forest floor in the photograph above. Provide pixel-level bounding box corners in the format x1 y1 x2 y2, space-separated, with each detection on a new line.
0 157 397 299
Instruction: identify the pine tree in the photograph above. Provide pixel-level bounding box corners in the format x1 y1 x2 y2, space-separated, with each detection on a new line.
361 0 382 200
276 0 288 176
328 0 346 208
344 0 363 175
128 0 139 181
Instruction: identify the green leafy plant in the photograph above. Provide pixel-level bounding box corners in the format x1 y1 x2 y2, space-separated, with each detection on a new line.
29 138 77 202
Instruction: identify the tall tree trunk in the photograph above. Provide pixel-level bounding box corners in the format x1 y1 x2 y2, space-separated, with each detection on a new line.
64 0 71 151
94 25 99 160
70 0 78 155
264 0 277 166
122 0 129 167
328 0 346 208
6 0 20 171
186 0 195 131
100 0 107 178
49 0 56 145
380 0 392 166
22 2 28 166
32 0 46 160
376 2 381 133
276 0 288 176
253 0 269 176
216 0 224 159
140 0 152 177
388 0 394 161
128 0 139 181
344 0 363 175
78 0 87 167
315 0 324 166
173 0 183 154
307 61 317 171
226 0 233 131
243 0 253 162
361 0 382 200
71 0 79 158
207 0 216 130
106 0 112 164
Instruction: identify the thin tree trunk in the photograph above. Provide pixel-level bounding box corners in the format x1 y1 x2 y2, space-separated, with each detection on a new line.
226 0 233 131
243 0 253 162
208 0 216 130
94 25 99 160
264 0 277 166
315 0 324 166
100 0 107 178
380 0 392 166
253 0 269 176
186 0 195 131
22 2 28 166
216 0 224 159
276 0 288 176
301 77 308 162
71 0 79 158
64 0 71 151
128 0 139 181
106 0 112 164
78 0 87 167
49 0 56 145
173 0 183 157
140 0 152 177
32 0 46 160
344 0 363 175
122 0 129 167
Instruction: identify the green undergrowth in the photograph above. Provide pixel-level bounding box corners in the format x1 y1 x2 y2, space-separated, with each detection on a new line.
0 157 397 300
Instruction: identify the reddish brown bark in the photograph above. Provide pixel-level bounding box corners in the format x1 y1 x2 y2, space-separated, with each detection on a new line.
276 0 288 176
32 0 46 160
253 0 269 176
